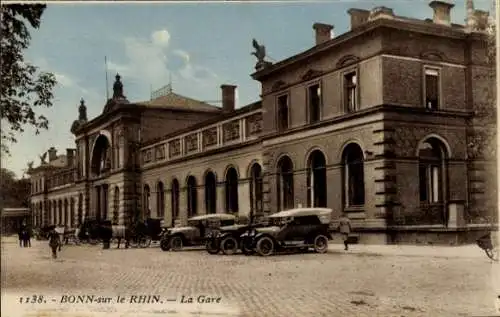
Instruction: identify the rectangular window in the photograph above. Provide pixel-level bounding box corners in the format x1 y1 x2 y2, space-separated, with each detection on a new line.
277 94 289 132
344 72 357 112
308 84 321 123
424 68 439 110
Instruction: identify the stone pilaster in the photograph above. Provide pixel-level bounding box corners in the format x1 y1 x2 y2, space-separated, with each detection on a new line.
238 180 250 218
164 190 173 227
179 188 188 225
216 183 225 213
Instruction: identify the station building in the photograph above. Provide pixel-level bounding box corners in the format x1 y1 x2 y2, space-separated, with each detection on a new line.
29 1 497 244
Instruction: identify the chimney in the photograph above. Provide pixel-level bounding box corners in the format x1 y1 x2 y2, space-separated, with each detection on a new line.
48 147 57 162
429 1 455 26
368 6 395 21
313 23 334 45
472 10 490 31
66 149 75 167
347 9 370 30
221 84 237 112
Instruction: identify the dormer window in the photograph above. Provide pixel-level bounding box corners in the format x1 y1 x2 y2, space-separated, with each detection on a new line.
424 68 440 110
344 71 358 112
308 84 321 123
277 94 289 132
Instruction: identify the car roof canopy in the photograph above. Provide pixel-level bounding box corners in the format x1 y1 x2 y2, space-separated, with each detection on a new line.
188 213 236 221
268 208 333 224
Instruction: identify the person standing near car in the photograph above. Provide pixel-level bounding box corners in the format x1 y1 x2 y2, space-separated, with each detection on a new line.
338 213 352 251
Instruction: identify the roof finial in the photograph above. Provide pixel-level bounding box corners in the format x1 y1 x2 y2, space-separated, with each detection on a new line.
78 98 87 121
113 73 124 99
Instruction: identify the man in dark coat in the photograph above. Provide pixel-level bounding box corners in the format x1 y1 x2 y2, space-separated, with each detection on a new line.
47 226 60 259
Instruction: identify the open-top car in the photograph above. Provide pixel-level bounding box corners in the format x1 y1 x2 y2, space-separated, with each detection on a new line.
160 213 236 251
241 208 333 256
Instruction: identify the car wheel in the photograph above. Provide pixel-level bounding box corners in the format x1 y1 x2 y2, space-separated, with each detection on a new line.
170 236 183 251
221 236 239 255
313 235 329 254
160 238 171 251
256 236 274 256
206 240 220 255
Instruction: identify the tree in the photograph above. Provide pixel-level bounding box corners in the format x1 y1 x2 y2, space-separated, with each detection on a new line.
0 168 30 208
0 4 57 155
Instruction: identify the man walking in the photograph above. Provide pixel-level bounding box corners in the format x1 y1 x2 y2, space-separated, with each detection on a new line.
338 213 352 251
48 226 60 259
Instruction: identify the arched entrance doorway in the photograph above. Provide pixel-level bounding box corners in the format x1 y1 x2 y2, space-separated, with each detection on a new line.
307 150 327 207
171 179 180 226
276 156 294 211
204 171 217 214
225 167 239 214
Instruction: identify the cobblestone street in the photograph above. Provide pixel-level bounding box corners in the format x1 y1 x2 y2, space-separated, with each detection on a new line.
1 237 498 317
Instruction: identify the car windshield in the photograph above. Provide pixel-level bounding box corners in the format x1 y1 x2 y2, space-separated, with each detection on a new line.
187 220 200 227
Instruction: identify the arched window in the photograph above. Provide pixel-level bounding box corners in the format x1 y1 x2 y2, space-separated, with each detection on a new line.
64 199 69 226
171 179 180 226
225 168 239 213
342 143 365 207
90 134 112 176
204 172 217 214
69 198 75 228
276 156 294 211
58 200 63 226
187 176 197 217
249 163 263 219
157 182 165 218
307 150 327 207
47 201 51 225
77 193 83 226
143 184 151 219
418 138 446 204
113 187 119 224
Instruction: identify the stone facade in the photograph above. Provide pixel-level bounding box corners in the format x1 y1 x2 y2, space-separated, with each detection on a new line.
28 1 497 244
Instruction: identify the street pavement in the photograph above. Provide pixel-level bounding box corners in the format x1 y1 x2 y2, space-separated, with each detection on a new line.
1 236 499 317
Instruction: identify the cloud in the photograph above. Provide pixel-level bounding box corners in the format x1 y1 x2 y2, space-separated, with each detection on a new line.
151 29 171 47
54 72 75 88
107 28 219 99
172 49 190 64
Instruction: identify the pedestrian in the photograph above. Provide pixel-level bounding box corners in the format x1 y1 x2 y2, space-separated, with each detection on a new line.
18 227 24 247
23 226 32 247
338 212 352 251
55 223 64 251
48 226 60 259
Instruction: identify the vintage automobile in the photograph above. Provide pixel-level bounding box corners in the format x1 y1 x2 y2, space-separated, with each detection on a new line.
160 214 236 251
241 208 333 256
206 223 260 255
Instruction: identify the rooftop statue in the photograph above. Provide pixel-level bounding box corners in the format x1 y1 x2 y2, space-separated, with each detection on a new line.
39 152 47 164
251 39 272 70
251 39 266 63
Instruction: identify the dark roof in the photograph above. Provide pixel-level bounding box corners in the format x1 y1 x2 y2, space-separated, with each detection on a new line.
142 100 262 147
136 92 222 113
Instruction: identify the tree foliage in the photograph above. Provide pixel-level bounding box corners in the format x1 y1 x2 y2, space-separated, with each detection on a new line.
0 4 57 155
0 168 30 208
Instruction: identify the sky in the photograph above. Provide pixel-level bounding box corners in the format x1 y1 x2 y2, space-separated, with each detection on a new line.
1 0 494 178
